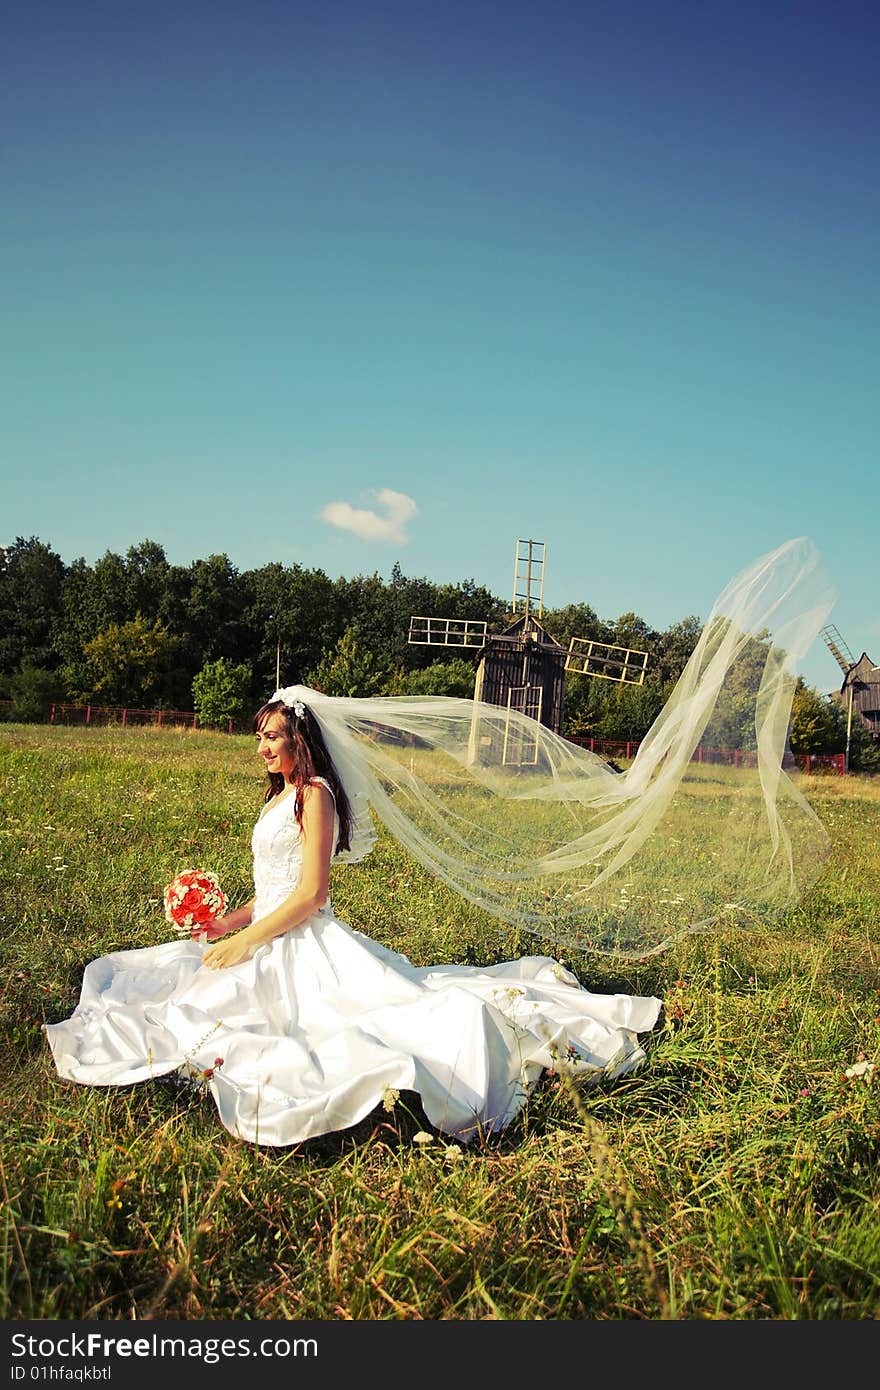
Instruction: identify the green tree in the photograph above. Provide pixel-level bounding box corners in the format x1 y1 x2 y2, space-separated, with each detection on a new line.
308 626 392 697
0 537 65 673
608 611 656 656
541 602 607 651
78 616 179 707
54 551 133 691
789 681 846 754
849 722 880 773
242 562 342 695
192 657 252 729
653 615 703 686
124 540 170 620
382 656 477 697
185 554 248 668
3 662 63 722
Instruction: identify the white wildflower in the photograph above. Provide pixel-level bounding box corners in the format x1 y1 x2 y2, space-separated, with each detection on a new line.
844 1060 876 1081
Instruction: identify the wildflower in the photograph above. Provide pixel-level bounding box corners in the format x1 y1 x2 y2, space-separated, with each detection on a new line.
381 1085 400 1112
412 1131 433 1146
106 1195 122 1210
443 1145 463 1163
844 1060 876 1081
214 1057 224 1068
798 1087 810 1097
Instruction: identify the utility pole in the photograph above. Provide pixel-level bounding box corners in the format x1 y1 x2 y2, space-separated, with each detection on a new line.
268 613 280 689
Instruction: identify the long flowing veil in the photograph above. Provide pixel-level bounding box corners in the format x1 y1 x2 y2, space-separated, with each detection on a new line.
277 537 836 959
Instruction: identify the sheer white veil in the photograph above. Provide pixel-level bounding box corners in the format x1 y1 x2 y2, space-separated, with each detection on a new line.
272 537 836 959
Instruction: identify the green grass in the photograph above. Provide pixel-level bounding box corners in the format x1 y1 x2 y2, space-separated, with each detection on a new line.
1 722 878 1320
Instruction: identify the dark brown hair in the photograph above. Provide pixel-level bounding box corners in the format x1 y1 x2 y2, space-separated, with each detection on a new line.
254 700 354 855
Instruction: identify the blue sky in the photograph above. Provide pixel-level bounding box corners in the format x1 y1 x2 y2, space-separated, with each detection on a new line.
2 0 877 693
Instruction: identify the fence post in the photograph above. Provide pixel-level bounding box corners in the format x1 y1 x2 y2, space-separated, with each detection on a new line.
86 705 91 725
122 708 127 727
193 713 198 729
228 719 233 734
157 710 162 727
698 746 703 763
626 742 631 759
50 704 55 724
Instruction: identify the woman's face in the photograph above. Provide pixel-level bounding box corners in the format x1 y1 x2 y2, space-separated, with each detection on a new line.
256 711 295 782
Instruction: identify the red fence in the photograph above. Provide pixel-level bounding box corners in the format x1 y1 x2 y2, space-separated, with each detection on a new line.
47 703 237 734
567 736 846 776
0 702 847 774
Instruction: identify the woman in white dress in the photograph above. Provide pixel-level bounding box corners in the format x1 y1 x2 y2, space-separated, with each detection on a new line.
45 689 662 1147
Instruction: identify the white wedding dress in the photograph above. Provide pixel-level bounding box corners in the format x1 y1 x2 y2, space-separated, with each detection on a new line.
45 780 662 1145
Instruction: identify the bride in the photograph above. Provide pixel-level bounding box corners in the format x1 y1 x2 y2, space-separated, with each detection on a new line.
45 688 662 1146
45 537 834 1146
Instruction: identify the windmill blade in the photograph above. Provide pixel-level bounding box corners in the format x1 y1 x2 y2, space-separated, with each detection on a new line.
502 685 543 765
512 539 546 618
408 615 488 647
820 624 855 674
565 636 649 685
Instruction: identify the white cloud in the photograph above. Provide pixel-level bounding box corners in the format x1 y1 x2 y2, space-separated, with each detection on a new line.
320 488 417 543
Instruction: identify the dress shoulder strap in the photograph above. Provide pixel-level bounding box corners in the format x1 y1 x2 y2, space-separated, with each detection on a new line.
308 776 336 802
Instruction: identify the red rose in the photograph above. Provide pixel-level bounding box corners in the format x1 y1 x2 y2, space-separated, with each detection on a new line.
181 888 201 912
193 903 212 923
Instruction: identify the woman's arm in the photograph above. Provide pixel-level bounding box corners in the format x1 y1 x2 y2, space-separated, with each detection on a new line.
202 784 335 969
191 899 254 942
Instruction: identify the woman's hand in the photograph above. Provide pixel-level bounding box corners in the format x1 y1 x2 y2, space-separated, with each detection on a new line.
191 917 229 942
202 931 255 970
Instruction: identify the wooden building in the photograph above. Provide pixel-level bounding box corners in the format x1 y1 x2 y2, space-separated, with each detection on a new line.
837 653 880 739
469 614 567 765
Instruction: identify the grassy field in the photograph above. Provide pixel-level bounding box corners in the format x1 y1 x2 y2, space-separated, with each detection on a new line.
1 722 878 1320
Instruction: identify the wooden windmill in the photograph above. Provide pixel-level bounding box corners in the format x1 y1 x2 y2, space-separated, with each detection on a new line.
821 625 880 770
408 539 650 765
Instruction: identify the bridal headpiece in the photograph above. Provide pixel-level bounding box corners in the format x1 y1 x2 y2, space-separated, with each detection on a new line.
263 539 835 959
272 688 306 719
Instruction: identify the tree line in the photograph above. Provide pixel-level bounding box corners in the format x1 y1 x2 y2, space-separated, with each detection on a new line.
0 535 871 765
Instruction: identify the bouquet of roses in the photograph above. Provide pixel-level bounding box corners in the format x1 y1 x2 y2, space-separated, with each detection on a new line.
163 868 227 940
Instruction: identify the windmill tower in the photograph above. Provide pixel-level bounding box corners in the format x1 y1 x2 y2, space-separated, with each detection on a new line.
821 624 880 771
408 539 650 765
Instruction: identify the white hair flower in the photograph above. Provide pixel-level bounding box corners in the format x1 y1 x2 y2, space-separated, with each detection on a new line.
271 687 307 718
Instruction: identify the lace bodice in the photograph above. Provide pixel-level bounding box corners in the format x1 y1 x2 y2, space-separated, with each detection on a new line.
251 778 337 924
